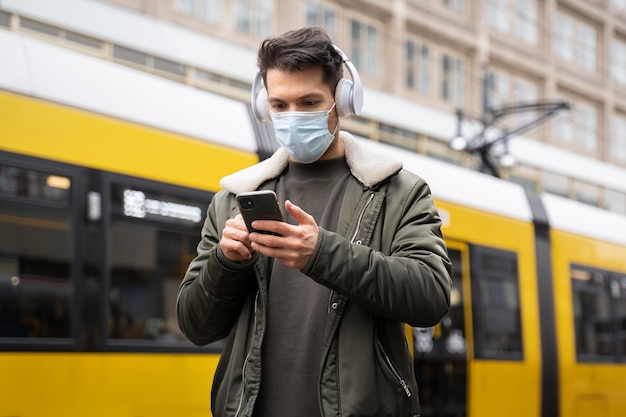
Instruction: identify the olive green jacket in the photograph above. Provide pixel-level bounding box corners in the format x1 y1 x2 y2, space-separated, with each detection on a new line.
177 132 452 417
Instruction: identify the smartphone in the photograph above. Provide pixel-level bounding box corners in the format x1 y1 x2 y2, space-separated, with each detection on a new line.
236 190 285 235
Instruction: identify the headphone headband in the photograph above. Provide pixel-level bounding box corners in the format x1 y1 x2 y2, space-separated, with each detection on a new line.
251 44 363 122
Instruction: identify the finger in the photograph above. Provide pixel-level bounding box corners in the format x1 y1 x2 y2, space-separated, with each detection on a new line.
249 231 282 248
250 220 285 236
230 214 249 231
284 200 315 226
220 237 253 261
223 216 252 249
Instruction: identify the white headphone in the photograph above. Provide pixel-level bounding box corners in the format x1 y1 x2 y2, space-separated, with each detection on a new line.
251 45 363 122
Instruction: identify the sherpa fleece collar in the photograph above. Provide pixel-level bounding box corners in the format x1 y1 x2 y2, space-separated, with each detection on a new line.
219 131 403 195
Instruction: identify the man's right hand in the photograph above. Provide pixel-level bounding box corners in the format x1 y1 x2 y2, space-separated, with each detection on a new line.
220 214 255 262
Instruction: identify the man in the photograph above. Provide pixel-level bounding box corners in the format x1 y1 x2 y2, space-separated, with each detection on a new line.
177 27 452 417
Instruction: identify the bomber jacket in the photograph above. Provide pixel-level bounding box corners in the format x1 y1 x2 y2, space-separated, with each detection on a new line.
177 132 452 417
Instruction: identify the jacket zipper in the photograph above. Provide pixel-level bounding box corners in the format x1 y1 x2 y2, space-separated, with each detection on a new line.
349 192 375 244
235 291 260 417
328 192 375 313
353 193 412 398
377 340 412 398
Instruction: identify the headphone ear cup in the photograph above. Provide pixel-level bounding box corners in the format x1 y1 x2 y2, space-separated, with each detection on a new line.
335 78 354 118
254 87 270 122
251 72 271 122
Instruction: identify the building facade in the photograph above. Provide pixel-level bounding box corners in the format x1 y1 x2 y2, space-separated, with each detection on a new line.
2 0 626 213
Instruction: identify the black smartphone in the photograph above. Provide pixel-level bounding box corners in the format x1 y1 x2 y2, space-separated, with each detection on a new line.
236 190 285 235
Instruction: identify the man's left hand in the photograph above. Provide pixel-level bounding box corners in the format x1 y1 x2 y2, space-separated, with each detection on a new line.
248 200 319 270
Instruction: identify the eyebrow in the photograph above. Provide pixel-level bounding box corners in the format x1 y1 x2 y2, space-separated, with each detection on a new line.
268 92 326 102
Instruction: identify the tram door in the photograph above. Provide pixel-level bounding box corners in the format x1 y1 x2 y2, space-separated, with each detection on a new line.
413 247 467 417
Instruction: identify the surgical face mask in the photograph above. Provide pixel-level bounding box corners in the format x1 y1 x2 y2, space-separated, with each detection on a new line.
270 103 338 164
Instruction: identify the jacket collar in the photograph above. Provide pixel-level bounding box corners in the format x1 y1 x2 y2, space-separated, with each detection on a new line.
219 131 403 194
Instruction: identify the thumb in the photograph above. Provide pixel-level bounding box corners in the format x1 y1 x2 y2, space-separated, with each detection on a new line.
285 200 314 226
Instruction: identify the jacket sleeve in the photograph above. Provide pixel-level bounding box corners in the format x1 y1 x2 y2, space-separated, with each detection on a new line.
303 174 452 328
176 191 256 346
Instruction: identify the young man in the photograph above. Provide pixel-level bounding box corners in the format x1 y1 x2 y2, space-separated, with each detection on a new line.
177 27 452 417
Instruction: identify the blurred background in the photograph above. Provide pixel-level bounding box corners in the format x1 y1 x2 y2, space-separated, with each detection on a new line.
0 1 625 416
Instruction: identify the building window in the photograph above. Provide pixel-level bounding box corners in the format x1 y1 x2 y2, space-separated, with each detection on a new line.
553 112 573 146
441 52 465 107
405 38 467 107
305 1 337 40
486 70 510 109
577 103 597 151
553 12 573 61
113 45 186 77
487 0 537 45
19 17 103 51
234 0 273 38
513 78 539 127
406 39 430 95
574 181 600 207
379 123 419 151
0 10 9 28
486 69 540 135
508 164 538 192
175 0 220 23
553 11 597 72
605 189 626 215
442 0 465 12
542 171 569 198
611 39 626 86
350 18 379 78
612 0 626 11
487 0 508 32
611 114 626 164
515 0 537 44
514 78 538 104
554 97 597 152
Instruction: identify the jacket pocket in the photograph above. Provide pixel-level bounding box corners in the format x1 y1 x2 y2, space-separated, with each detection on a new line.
377 339 412 398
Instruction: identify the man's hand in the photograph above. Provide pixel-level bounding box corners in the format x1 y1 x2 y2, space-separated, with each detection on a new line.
249 200 319 270
219 214 254 262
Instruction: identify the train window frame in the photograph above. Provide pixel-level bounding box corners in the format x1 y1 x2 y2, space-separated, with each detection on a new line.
0 162 73 210
0 151 84 351
0 151 226 353
571 264 626 363
100 172 223 353
470 245 524 360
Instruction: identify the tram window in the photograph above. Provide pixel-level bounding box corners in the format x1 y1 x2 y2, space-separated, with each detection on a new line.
0 164 71 205
470 246 523 359
572 267 626 361
108 221 198 344
0 205 72 339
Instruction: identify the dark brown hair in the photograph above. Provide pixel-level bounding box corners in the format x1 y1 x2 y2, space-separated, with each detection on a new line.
257 27 344 94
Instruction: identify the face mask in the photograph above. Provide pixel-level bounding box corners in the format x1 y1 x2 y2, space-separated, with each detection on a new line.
271 103 338 164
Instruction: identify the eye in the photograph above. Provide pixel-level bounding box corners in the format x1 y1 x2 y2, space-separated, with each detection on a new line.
302 100 319 107
270 102 286 111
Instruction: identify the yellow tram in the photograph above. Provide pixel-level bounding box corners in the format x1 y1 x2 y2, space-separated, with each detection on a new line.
1 24 625 417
